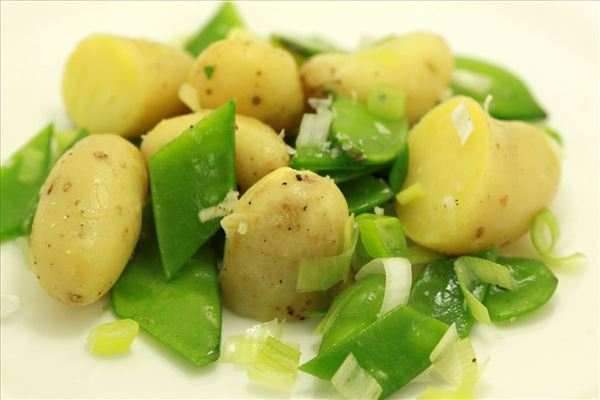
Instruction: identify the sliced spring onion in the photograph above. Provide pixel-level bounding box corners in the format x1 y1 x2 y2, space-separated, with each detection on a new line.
1 294 20 320
247 336 301 389
430 324 459 363
308 95 333 112
221 319 284 363
453 256 518 324
296 111 333 148
406 245 446 265
396 182 426 205
534 124 564 146
530 209 584 265
87 319 139 356
331 353 383 400
356 214 407 258
178 82 201 112
355 257 412 316
367 85 406 120
296 215 358 292
198 190 239 222
451 101 474 146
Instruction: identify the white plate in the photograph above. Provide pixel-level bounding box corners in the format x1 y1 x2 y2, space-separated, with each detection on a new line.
1 1 598 398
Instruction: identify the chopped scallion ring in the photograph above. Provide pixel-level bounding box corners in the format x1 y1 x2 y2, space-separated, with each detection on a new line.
331 353 383 400
530 209 584 265
396 182 426 205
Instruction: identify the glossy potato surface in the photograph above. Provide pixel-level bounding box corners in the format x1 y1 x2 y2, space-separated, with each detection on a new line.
219 167 348 320
31 135 148 306
63 34 193 138
396 96 561 254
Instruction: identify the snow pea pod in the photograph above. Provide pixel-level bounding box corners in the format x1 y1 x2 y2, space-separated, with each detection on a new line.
291 144 365 172
150 102 236 278
339 175 394 214
271 33 341 63
451 56 546 120
1 125 53 242
484 257 558 322
318 165 384 184
387 142 408 193
111 208 221 367
318 274 384 353
185 1 244 57
301 305 448 399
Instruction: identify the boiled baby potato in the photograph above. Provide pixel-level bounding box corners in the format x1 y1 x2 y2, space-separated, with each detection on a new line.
185 30 304 133
219 167 348 321
63 34 193 138
140 111 289 192
301 32 453 123
31 135 148 306
396 96 561 254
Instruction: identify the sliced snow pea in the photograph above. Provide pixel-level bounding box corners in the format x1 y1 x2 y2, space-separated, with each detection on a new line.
1 125 53 242
451 56 546 120
339 175 394 214
484 257 558 322
356 213 407 258
535 123 564 146
318 165 384 184
150 102 236 278
185 1 244 57
111 208 221 367
387 142 409 193
301 305 448 399
271 33 341 63
291 144 364 172
331 97 409 164
408 259 487 338
318 274 385 353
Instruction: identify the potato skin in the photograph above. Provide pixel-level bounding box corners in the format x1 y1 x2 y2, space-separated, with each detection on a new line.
63 34 193 138
396 96 561 254
31 134 148 306
300 32 453 123
185 34 304 133
140 111 289 192
219 167 348 321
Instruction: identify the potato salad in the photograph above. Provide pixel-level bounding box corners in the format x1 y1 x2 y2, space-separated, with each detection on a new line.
1 2 582 399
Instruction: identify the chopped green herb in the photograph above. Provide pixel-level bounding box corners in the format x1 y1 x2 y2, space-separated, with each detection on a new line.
204 65 215 79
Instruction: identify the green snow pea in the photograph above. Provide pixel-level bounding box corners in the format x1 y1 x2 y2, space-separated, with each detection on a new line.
356 213 407 258
451 56 547 120
1 125 53 242
318 165 384 184
185 1 244 57
535 123 564 146
387 142 409 193
149 102 236 278
408 259 487 338
291 144 364 172
339 175 394 214
111 208 221 367
301 305 448 399
318 274 385 353
271 33 341 63
331 97 409 164
484 257 558 322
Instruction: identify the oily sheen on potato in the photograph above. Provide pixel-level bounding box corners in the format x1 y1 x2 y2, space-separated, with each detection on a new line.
300 32 453 123
396 96 561 254
185 30 304 133
140 111 289 192
219 167 348 321
31 135 147 306
62 34 193 138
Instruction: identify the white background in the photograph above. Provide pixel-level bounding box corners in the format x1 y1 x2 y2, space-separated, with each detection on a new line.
1 1 598 399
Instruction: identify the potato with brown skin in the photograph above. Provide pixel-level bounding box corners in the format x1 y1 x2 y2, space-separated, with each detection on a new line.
31 135 147 306
63 34 193 138
185 31 304 133
300 32 453 123
140 111 289 192
219 167 348 321
396 96 561 254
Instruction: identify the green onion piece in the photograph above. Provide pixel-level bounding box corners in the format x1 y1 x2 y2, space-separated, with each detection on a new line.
534 124 564 146
367 85 406 120
271 33 341 62
430 324 459 363
221 319 284 363
184 1 244 57
356 214 407 258
530 209 584 265
453 256 518 324
247 336 301 389
388 142 409 193
355 257 412 317
406 245 446 265
296 215 358 293
396 182 426 205
87 319 139 356
296 111 333 148
331 353 383 400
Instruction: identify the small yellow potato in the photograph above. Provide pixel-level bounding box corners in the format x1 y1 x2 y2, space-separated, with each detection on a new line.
63 34 193 138
396 96 561 254
31 134 148 306
300 32 453 123
219 167 348 321
185 32 304 133
140 111 289 192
